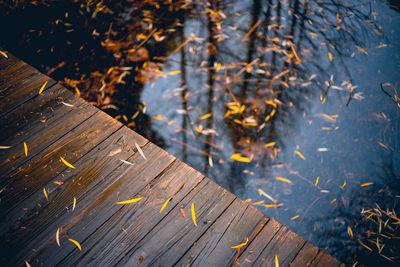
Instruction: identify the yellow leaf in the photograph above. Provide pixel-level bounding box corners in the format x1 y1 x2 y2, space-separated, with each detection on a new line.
216 63 221 72
0 146 12 149
160 197 172 213
310 32 318 37
168 70 181 75
56 228 61 247
357 46 368 55
328 52 333 62
72 197 76 211
265 142 276 147
200 113 212 120
360 182 373 187
276 176 292 184
191 203 197 226
295 150 306 160
378 142 388 149
24 142 28 157
230 153 251 163
43 188 48 201
271 37 280 42
315 176 319 186
60 157 75 169
231 237 249 249
116 197 143 204
275 254 279 267
38 80 48 95
290 215 299 220
331 198 336 204
358 239 373 251
341 180 346 188
347 226 353 238
153 115 163 120
0 50 8 58
253 201 265 205
322 113 336 121
321 127 331 130
68 238 82 251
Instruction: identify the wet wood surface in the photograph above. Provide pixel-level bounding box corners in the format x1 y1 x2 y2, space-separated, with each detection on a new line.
0 52 342 266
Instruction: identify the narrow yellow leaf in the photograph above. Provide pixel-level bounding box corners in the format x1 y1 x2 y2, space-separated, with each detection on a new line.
322 113 336 121
0 145 12 149
0 50 8 58
341 180 346 188
378 142 388 149
275 254 279 267
358 239 373 251
315 176 319 186
252 201 265 205
360 182 373 187
168 70 181 75
56 228 60 247
153 115 163 120
331 198 336 204
68 238 82 251
276 176 292 184
24 142 28 157
60 157 75 168
356 46 368 55
38 80 48 95
72 197 76 211
191 203 197 226
310 32 318 37
328 52 333 62
265 142 276 147
43 188 48 201
116 197 143 204
230 153 251 163
231 237 248 249
295 150 306 160
290 215 299 220
216 63 221 72
160 197 172 213
347 226 353 238
200 113 212 120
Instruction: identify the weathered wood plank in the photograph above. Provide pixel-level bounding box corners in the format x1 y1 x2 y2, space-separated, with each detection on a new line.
309 249 341 267
59 160 205 266
0 92 97 181
0 111 121 216
175 200 267 267
289 242 320 266
117 179 237 266
21 143 176 266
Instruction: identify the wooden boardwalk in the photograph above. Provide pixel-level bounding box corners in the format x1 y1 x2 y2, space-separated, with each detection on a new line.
0 52 341 267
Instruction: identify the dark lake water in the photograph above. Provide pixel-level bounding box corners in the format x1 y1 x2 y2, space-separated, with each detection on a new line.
1 0 400 265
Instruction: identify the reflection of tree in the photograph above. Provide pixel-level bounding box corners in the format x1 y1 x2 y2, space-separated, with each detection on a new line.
303 153 400 266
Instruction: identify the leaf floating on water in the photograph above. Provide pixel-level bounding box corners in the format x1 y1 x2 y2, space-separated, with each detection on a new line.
378 142 388 149
68 238 82 251
231 237 248 249
295 150 306 160
160 197 172 213
43 188 48 201
116 197 143 204
119 159 134 165
290 215 299 220
328 52 333 62
252 200 265 205
56 228 61 247
321 113 336 122
24 142 28 157
264 203 283 208
275 254 279 267
341 180 346 188
358 239 373 251
191 203 197 226
0 145 12 149
153 115 163 120
276 176 292 184
230 153 251 163
315 176 319 186
331 198 336 204
0 50 8 58
72 197 76 211
265 142 275 147
135 142 147 160
200 113 212 120
317 148 328 152
62 101 75 107
356 46 368 55
38 81 48 95
60 157 75 168
25 260 31 267
347 226 353 238
360 182 373 187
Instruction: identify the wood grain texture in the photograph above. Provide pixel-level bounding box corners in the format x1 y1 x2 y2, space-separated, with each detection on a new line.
0 54 341 267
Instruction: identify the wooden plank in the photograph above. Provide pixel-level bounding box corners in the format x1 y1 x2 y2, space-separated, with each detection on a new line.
0 126 150 265
247 226 306 267
175 200 267 267
0 110 121 217
0 91 97 181
289 242 320 266
13 142 175 266
58 160 205 266
236 218 282 266
0 83 74 141
117 179 237 266
0 70 56 115
309 249 341 267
